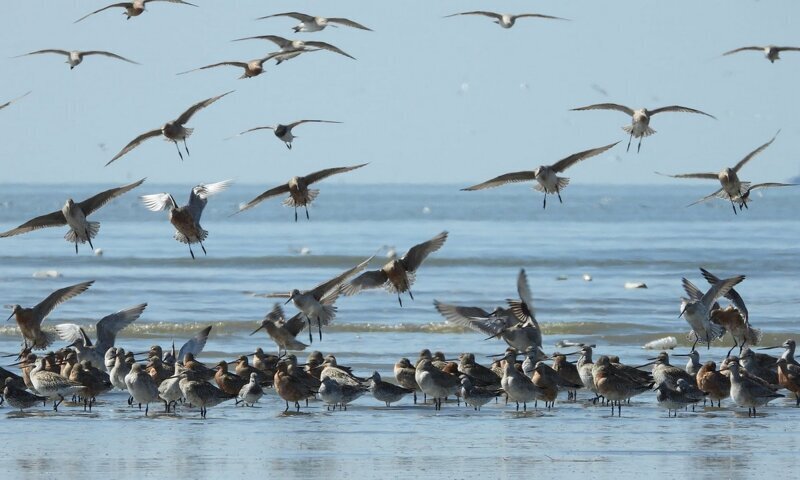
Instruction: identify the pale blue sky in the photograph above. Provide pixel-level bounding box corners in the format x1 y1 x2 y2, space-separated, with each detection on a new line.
1 0 798 186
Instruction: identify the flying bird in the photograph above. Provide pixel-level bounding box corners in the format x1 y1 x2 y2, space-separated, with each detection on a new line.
250 304 308 354
462 142 618 208
233 164 367 220
232 35 355 61
140 180 232 259
723 45 800 63
444 11 568 28
74 0 197 23
257 12 372 32
177 50 313 79
0 91 31 111
106 91 232 166
5 281 94 350
571 103 715 153
680 274 745 350
343 231 448 306
15 49 138 69
0 178 145 253
229 119 342 150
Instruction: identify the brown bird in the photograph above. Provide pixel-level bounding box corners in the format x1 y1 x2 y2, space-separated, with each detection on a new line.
776 358 800 406
393 358 420 403
343 231 448 306
0 179 145 253
214 361 247 396
233 164 367 220
177 50 311 79
551 353 583 400
273 359 317 412
6 281 94 350
75 0 198 23
696 360 730 407
107 91 232 165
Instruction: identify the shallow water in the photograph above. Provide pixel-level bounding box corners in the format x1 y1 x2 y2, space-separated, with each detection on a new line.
1 184 798 479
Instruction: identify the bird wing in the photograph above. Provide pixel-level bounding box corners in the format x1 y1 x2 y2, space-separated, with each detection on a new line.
775 46 800 52
400 231 448 272
32 280 94 324
146 0 198 6
0 91 31 110
656 171 718 180
54 323 91 346
177 62 248 75
699 268 748 323
175 91 233 125
259 292 293 299
732 131 779 173
0 210 67 238
570 103 635 116
648 105 715 119
233 35 291 48
311 256 374 299
444 11 503 21
82 51 139 64
341 269 389 296
17 49 71 58
106 128 162 166
461 171 537 191
257 11 315 22
188 179 233 221
265 303 286 322
681 278 704 302
745 182 797 193
303 163 367 186
77 178 146 216
512 268 536 321
283 312 308 336
140 193 178 212
701 275 745 307
286 119 343 130
722 46 764 56
74 3 131 23
96 303 147 348
234 183 291 214
550 141 619 173
686 188 723 207
433 300 502 334
514 13 569 21
327 17 372 30
179 325 212 360
303 41 355 59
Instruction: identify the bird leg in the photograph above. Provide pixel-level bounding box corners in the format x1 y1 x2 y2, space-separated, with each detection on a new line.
691 337 699 352
188 244 195 259
397 294 403 307
542 192 547 209
557 188 563 204
285 142 292 150
86 231 94 250
199 240 207 256
730 199 737 215
183 138 190 157
174 141 184 161
75 241 79 255
727 338 738 358
637 137 643 153
305 205 309 220
307 318 314 344
626 133 633 152
317 316 323 341
408 290 414 301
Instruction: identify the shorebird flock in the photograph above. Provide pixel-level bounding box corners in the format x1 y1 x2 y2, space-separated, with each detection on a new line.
1 4 798 419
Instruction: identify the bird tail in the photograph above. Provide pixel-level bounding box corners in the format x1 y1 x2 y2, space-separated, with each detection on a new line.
64 222 100 244
174 228 208 244
744 326 762 347
623 125 655 137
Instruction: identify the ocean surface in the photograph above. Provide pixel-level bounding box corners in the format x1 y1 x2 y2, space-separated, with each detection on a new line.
1 183 799 479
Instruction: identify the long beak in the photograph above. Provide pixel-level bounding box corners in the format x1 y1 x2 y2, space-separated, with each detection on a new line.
6 312 13 322
672 354 692 357
634 361 656 369
250 325 264 336
8 359 26 367
132 351 150 356
562 351 582 356
284 297 293 305
678 305 687 318
758 346 782 350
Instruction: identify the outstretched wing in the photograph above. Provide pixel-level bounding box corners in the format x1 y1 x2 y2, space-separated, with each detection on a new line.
722 46 764 56
310 256 374 299
550 142 619 173
188 180 232 221
286 119 342 130
257 12 315 22
0 91 31 111
178 325 212 360
570 103 635 116
177 62 248 75
656 171 717 180
400 231 448 272
341 269 389 296
514 13 569 21
701 275 745 307
0 210 67 238
82 51 139 64
54 323 92 346
32 280 94 325
234 183 291 214
509 268 536 323
462 171 537 191
327 17 372 30
303 163 367 186
233 35 292 48
96 303 147 348
74 3 130 23
283 312 308 336
648 105 715 119
732 130 779 173
444 11 503 21
175 90 233 125
77 178 146 216
16 49 71 58
303 41 355 60
699 268 748 322
687 188 724 207
106 128 162 166
681 278 704 302
140 193 178 212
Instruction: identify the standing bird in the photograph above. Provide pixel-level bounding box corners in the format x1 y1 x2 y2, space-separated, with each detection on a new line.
680 274 745 350
250 304 308 354
177 50 312 79
106 91 232 165
140 180 232 259
124 363 160 415
0 91 31 111
257 12 372 32
394 358 420 403
6 281 94 350
74 0 197 23
238 372 265 407
0 178 145 253
55 303 147 369
462 143 618 208
29 358 85 410
233 164 366 220
368 371 414 407
444 11 568 28
725 360 783 417
233 35 355 61
260 256 373 341
343 232 448 306
723 45 800 63
658 132 781 214
177 371 236 419
4 378 47 411
15 49 138 69
696 360 730 407
571 103 715 153
229 119 342 150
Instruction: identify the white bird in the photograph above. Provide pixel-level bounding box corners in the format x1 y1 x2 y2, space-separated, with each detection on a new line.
0 179 145 253
462 142 618 208
229 119 342 150
74 0 197 23
106 91 233 165
658 131 784 214
444 11 568 29
29 358 85 410
500 352 542 411
680 274 745 350
723 45 800 63
177 50 313 79
257 12 372 33
55 303 147 370
0 91 31 111
125 363 160 415
15 49 138 69
158 364 183 413
571 103 715 153
233 35 356 61
238 372 264 407
260 256 373 342
140 180 232 259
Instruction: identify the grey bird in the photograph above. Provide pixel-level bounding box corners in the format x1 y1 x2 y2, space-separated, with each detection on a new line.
680 274 745 350
250 304 308 355
723 45 800 63
257 12 372 33
15 49 138 69
177 50 312 79
229 119 342 150
368 371 414 407
75 0 198 23
444 11 568 28
0 91 31 111
233 35 356 61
